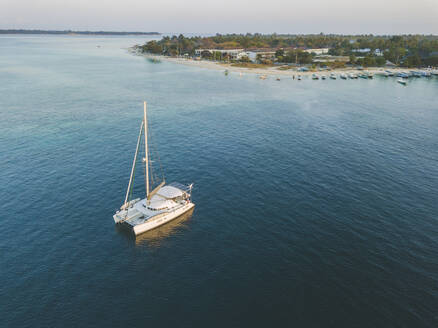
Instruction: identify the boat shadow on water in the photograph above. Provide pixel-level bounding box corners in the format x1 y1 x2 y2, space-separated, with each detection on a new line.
115 208 195 247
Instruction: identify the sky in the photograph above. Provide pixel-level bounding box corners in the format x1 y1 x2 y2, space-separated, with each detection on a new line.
1 0 438 34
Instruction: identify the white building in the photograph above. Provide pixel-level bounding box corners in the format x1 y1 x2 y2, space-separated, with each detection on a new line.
247 51 276 62
352 48 385 56
304 48 329 55
195 49 248 60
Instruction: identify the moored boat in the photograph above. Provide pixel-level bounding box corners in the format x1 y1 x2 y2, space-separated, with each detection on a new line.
397 79 407 85
113 102 195 236
385 70 394 76
397 72 409 78
421 71 431 77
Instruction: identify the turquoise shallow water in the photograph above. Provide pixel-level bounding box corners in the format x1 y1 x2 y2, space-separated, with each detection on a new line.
1 35 438 327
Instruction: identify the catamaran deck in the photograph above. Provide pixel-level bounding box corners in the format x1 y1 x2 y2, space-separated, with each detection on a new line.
114 183 193 232
121 199 188 227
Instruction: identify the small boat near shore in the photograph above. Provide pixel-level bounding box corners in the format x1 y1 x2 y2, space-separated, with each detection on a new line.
385 70 394 76
113 102 195 236
147 57 161 64
330 73 337 80
397 72 409 78
340 73 347 79
312 73 319 80
397 79 407 85
421 71 431 77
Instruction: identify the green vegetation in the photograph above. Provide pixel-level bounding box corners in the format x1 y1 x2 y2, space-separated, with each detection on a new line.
273 49 313 64
137 34 438 67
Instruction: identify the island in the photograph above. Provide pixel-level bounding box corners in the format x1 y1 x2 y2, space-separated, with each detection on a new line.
0 29 160 36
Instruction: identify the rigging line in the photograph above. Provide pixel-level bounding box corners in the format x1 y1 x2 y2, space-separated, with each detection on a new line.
124 120 143 208
150 147 155 186
129 163 136 202
148 118 166 183
143 117 150 197
147 114 163 187
129 125 142 203
150 143 161 184
147 121 156 187
148 128 154 186
142 127 148 199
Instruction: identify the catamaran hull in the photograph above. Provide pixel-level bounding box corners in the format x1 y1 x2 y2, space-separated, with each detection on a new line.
132 203 195 235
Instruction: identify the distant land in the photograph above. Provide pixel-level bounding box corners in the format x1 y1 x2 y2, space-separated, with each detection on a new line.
137 34 438 68
0 29 160 36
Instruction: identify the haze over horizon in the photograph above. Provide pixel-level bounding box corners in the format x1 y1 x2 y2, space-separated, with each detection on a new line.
2 0 438 35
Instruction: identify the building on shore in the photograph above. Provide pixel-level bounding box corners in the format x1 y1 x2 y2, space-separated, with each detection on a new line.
194 49 248 60
304 48 329 55
352 48 385 56
246 50 277 62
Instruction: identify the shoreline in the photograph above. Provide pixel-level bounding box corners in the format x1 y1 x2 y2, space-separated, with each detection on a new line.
137 53 414 77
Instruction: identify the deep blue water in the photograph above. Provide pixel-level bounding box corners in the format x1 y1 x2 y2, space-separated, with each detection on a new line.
1 35 438 327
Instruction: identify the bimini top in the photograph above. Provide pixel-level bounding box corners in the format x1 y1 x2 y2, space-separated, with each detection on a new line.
157 185 184 199
147 195 176 211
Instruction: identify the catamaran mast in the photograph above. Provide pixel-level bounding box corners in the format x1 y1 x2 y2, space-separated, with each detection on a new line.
123 120 144 208
144 101 149 199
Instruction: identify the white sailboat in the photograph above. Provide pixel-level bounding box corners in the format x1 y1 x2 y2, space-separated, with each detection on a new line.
397 79 407 85
113 102 195 235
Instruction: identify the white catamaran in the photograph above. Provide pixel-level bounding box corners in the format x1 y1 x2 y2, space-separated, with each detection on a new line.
113 102 195 235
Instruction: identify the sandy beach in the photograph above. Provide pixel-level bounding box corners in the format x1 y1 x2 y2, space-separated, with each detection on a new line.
139 53 408 77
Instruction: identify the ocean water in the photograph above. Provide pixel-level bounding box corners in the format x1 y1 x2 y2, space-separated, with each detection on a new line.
1 35 438 327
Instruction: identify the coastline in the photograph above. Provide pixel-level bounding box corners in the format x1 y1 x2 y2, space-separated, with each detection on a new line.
138 53 409 77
